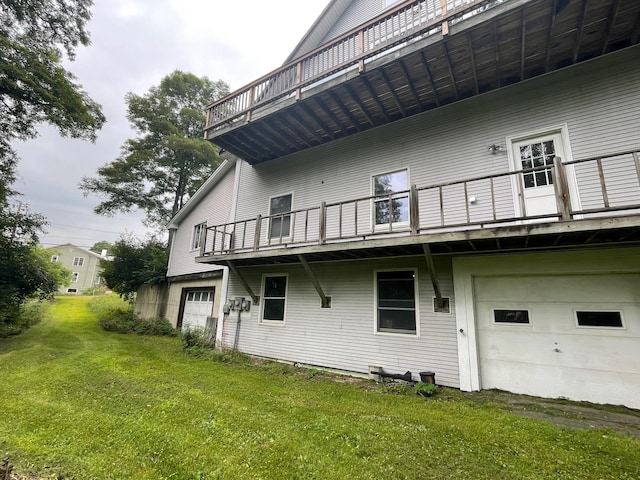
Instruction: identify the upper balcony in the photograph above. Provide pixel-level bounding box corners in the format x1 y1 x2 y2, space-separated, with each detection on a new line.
205 0 640 165
196 149 640 267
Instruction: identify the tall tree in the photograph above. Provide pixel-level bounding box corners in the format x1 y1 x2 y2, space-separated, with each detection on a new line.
80 71 229 227
0 0 105 174
0 0 103 330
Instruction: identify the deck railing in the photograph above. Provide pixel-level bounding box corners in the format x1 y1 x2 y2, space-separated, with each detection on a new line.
200 150 640 257
205 0 502 133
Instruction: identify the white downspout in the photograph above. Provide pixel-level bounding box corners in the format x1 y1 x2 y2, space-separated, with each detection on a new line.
216 159 243 348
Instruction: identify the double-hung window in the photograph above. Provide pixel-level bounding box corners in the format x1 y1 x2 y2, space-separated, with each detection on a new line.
269 194 292 239
71 272 79 283
73 257 84 267
376 270 417 334
261 275 287 323
373 170 409 228
192 222 206 251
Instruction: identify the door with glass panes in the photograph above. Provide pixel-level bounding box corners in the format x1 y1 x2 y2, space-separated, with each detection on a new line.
512 133 566 218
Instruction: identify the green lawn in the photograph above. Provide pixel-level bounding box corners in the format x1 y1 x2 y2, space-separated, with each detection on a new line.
1 297 639 479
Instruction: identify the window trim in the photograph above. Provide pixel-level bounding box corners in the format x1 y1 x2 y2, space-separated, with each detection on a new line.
574 310 625 330
72 257 85 267
371 168 410 231
266 192 293 242
71 272 79 283
191 221 207 251
373 268 420 337
51 255 59 263
492 308 532 326
260 273 288 325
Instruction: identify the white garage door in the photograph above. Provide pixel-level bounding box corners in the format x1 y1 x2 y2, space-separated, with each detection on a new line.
182 290 215 330
475 274 640 407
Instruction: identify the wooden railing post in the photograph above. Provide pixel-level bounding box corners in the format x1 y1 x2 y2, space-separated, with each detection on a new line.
319 202 327 244
253 215 262 251
295 62 303 100
247 86 254 122
441 0 449 35
358 31 365 72
410 184 420 235
200 227 208 256
552 156 572 221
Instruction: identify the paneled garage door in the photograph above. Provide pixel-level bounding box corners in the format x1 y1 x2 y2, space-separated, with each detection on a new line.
474 274 640 408
182 290 215 330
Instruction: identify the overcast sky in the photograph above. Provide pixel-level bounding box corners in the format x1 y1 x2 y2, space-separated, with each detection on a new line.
13 0 328 250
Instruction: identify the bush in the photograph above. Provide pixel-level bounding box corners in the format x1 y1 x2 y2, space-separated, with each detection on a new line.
414 381 438 398
181 328 211 351
0 299 51 337
92 296 175 337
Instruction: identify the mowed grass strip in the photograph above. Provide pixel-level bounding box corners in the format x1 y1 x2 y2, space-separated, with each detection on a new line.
0 297 639 480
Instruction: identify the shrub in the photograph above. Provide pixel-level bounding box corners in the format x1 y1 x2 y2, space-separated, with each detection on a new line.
414 381 438 398
0 299 51 337
93 297 175 337
181 328 212 353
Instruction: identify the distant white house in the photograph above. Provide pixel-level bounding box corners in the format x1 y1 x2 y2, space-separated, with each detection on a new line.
47 244 109 294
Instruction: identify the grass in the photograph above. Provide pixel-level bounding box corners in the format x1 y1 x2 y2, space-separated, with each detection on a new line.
0 297 639 479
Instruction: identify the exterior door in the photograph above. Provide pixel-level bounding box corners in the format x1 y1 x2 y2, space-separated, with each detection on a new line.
181 289 215 330
512 133 564 218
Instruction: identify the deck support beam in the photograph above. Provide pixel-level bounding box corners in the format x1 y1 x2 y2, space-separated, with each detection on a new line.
227 261 260 305
422 244 444 308
298 255 331 308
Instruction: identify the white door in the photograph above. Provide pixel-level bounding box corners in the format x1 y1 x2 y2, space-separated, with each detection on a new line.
182 290 215 330
512 133 564 217
474 274 640 408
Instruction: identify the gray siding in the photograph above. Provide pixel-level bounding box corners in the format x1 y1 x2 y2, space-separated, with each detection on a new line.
321 0 384 44
223 256 460 386
235 47 640 227
167 167 235 277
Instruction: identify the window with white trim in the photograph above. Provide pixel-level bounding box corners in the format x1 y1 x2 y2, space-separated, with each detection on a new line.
261 275 287 322
71 272 79 283
51 255 59 263
376 270 417 334
73 257 84 267
576 311 623 328
372 170 409 227
269 194 292 239
192 222 206 251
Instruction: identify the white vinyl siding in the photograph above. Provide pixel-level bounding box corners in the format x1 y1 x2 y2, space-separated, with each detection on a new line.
222 256 459 387
234 47 640 233
167 166 236 277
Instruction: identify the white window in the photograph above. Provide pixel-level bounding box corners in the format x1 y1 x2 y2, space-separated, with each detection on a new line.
372 170 409 227
72 272 79 283
375 269 417 334
51 255 59 263
269 194 292 239
576 311 624 328
192 222 206 251
73 257 84 267
261 274 287 323
493 309 531 324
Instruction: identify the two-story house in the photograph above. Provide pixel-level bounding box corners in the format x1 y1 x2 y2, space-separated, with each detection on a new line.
166 0 640 409
48 244 108 294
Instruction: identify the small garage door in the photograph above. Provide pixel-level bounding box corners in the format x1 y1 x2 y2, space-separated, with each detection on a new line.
181 290 215 330
475 274 640 407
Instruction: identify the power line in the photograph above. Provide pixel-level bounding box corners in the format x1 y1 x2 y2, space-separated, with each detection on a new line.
48 222 145 235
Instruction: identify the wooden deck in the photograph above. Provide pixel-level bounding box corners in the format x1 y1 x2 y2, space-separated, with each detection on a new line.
205 0 640 165
196 149 640 266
